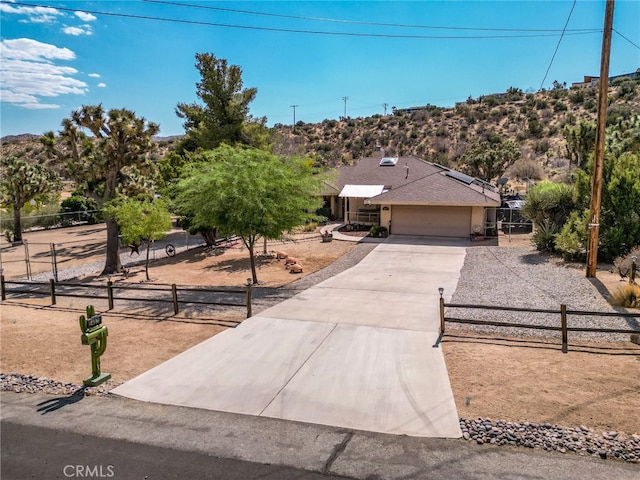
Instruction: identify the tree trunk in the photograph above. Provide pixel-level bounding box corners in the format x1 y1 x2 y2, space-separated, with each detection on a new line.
102 218 122 275
145 239 151 281
248 241 258 285
12 205 23 244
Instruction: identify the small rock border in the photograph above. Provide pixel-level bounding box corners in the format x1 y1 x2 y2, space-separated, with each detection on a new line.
460 417 640 464
1 373 121 397
2 373 638 464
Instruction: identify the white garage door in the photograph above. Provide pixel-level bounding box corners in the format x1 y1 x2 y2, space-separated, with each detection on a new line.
392 206 472 237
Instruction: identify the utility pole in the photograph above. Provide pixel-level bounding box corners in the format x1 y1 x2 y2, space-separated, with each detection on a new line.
290 104 298 131
586 0 614 278
382 103 388 115
342 96 348 119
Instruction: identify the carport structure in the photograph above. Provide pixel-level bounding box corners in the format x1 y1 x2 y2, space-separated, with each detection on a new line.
113 237 468 438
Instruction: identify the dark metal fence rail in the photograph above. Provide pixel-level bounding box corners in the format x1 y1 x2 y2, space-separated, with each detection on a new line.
434 299 640 353
0 276 252 319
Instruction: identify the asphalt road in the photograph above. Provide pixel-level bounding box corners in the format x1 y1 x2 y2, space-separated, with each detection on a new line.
1 422 352 480
2 392 638 480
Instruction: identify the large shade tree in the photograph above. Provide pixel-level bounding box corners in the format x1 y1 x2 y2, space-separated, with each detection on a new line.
174 145 325 284
0 156 61 243
42 105 159 274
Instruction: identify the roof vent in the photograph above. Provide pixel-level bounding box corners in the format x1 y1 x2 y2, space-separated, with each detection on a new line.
379 157 398 166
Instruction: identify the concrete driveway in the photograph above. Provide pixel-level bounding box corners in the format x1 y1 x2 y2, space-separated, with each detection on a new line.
113 236 468 438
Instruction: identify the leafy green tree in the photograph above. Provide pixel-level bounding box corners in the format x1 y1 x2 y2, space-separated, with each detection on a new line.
106 197 172 281
42 105 160 274
0 156 62 243
175 53 269 152
174 145 324 284
458 137 521 181
558 151 640 262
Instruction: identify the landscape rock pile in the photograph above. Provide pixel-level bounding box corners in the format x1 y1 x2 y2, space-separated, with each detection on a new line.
460 417 640 463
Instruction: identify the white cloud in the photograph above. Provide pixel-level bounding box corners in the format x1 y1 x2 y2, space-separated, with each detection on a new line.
0 2 63 24
62 25 93 36
97 83 107 88
0 38 88 109
0 38 75 61
73 12 97 22
75 11 97 22
88 73 101 78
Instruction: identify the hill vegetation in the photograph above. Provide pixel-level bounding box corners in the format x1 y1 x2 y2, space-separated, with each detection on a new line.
272 76 640 191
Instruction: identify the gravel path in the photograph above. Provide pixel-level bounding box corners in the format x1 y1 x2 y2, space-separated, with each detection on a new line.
448 246 639 342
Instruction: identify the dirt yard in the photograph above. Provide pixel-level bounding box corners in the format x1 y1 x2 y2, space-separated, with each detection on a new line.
1 226 639 437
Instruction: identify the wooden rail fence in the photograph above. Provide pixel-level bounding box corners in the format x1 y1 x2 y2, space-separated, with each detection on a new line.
434 298 640 353
0 275 252 318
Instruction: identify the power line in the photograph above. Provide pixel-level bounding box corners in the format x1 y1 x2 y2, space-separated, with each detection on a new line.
144 0 600 34
539 0 577 90
613 28 640 50
4 1 602 40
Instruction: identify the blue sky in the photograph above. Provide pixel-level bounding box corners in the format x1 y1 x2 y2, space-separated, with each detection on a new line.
1 0 639 137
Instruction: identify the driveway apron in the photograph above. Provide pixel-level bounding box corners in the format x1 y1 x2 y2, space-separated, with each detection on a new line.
113 236 468 438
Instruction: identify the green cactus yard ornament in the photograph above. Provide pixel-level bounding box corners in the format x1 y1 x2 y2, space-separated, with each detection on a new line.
79 305 111 387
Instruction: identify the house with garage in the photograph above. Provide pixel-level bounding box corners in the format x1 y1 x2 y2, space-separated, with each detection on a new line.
321 151 501 238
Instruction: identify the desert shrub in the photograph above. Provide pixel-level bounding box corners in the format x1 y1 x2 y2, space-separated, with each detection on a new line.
511 159 544 180
369 225 388 238
532 220 560 252
303 221 318 232
534 139 550 154
613 246 640 278
611 284 640 308
555 210 589 261
569 89 585 104
60 195 100 225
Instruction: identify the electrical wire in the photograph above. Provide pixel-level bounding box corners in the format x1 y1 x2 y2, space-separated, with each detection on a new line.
539 0 577 90
613 28 640 50
143 0 600 34
4 1 601 40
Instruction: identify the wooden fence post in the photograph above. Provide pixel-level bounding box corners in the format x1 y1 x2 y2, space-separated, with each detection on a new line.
561 303 568 353
107 280 114 310
1 274 5 301
246 284 252 318
440 296 445 335
49 279 56 305
172 284 179 315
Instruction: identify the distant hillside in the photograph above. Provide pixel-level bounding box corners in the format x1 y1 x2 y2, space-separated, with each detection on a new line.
3 76 639 194
271 77 640 188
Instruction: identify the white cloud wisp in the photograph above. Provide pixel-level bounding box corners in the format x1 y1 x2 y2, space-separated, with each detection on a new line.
0 38 88 110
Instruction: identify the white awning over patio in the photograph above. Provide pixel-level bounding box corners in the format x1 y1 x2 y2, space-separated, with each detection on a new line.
338 184 385 198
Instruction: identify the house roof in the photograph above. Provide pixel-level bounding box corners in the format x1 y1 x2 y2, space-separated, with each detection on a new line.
330 155 500 206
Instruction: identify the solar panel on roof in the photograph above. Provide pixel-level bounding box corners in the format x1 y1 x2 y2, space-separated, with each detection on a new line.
445 170 475 184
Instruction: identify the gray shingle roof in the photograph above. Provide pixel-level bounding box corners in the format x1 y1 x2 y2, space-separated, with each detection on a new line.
330 156 500 206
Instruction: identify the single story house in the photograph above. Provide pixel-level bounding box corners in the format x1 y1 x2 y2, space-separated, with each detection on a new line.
321 151 501 238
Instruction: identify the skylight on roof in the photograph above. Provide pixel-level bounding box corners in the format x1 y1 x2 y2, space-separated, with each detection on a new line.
379 157 398 166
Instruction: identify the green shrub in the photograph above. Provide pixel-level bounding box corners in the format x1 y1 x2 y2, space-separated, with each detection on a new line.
531 220 559 252
555 210 589 261
369 225 388 238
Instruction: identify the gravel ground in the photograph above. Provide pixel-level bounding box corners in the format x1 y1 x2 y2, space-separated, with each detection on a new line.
448 246 639 342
